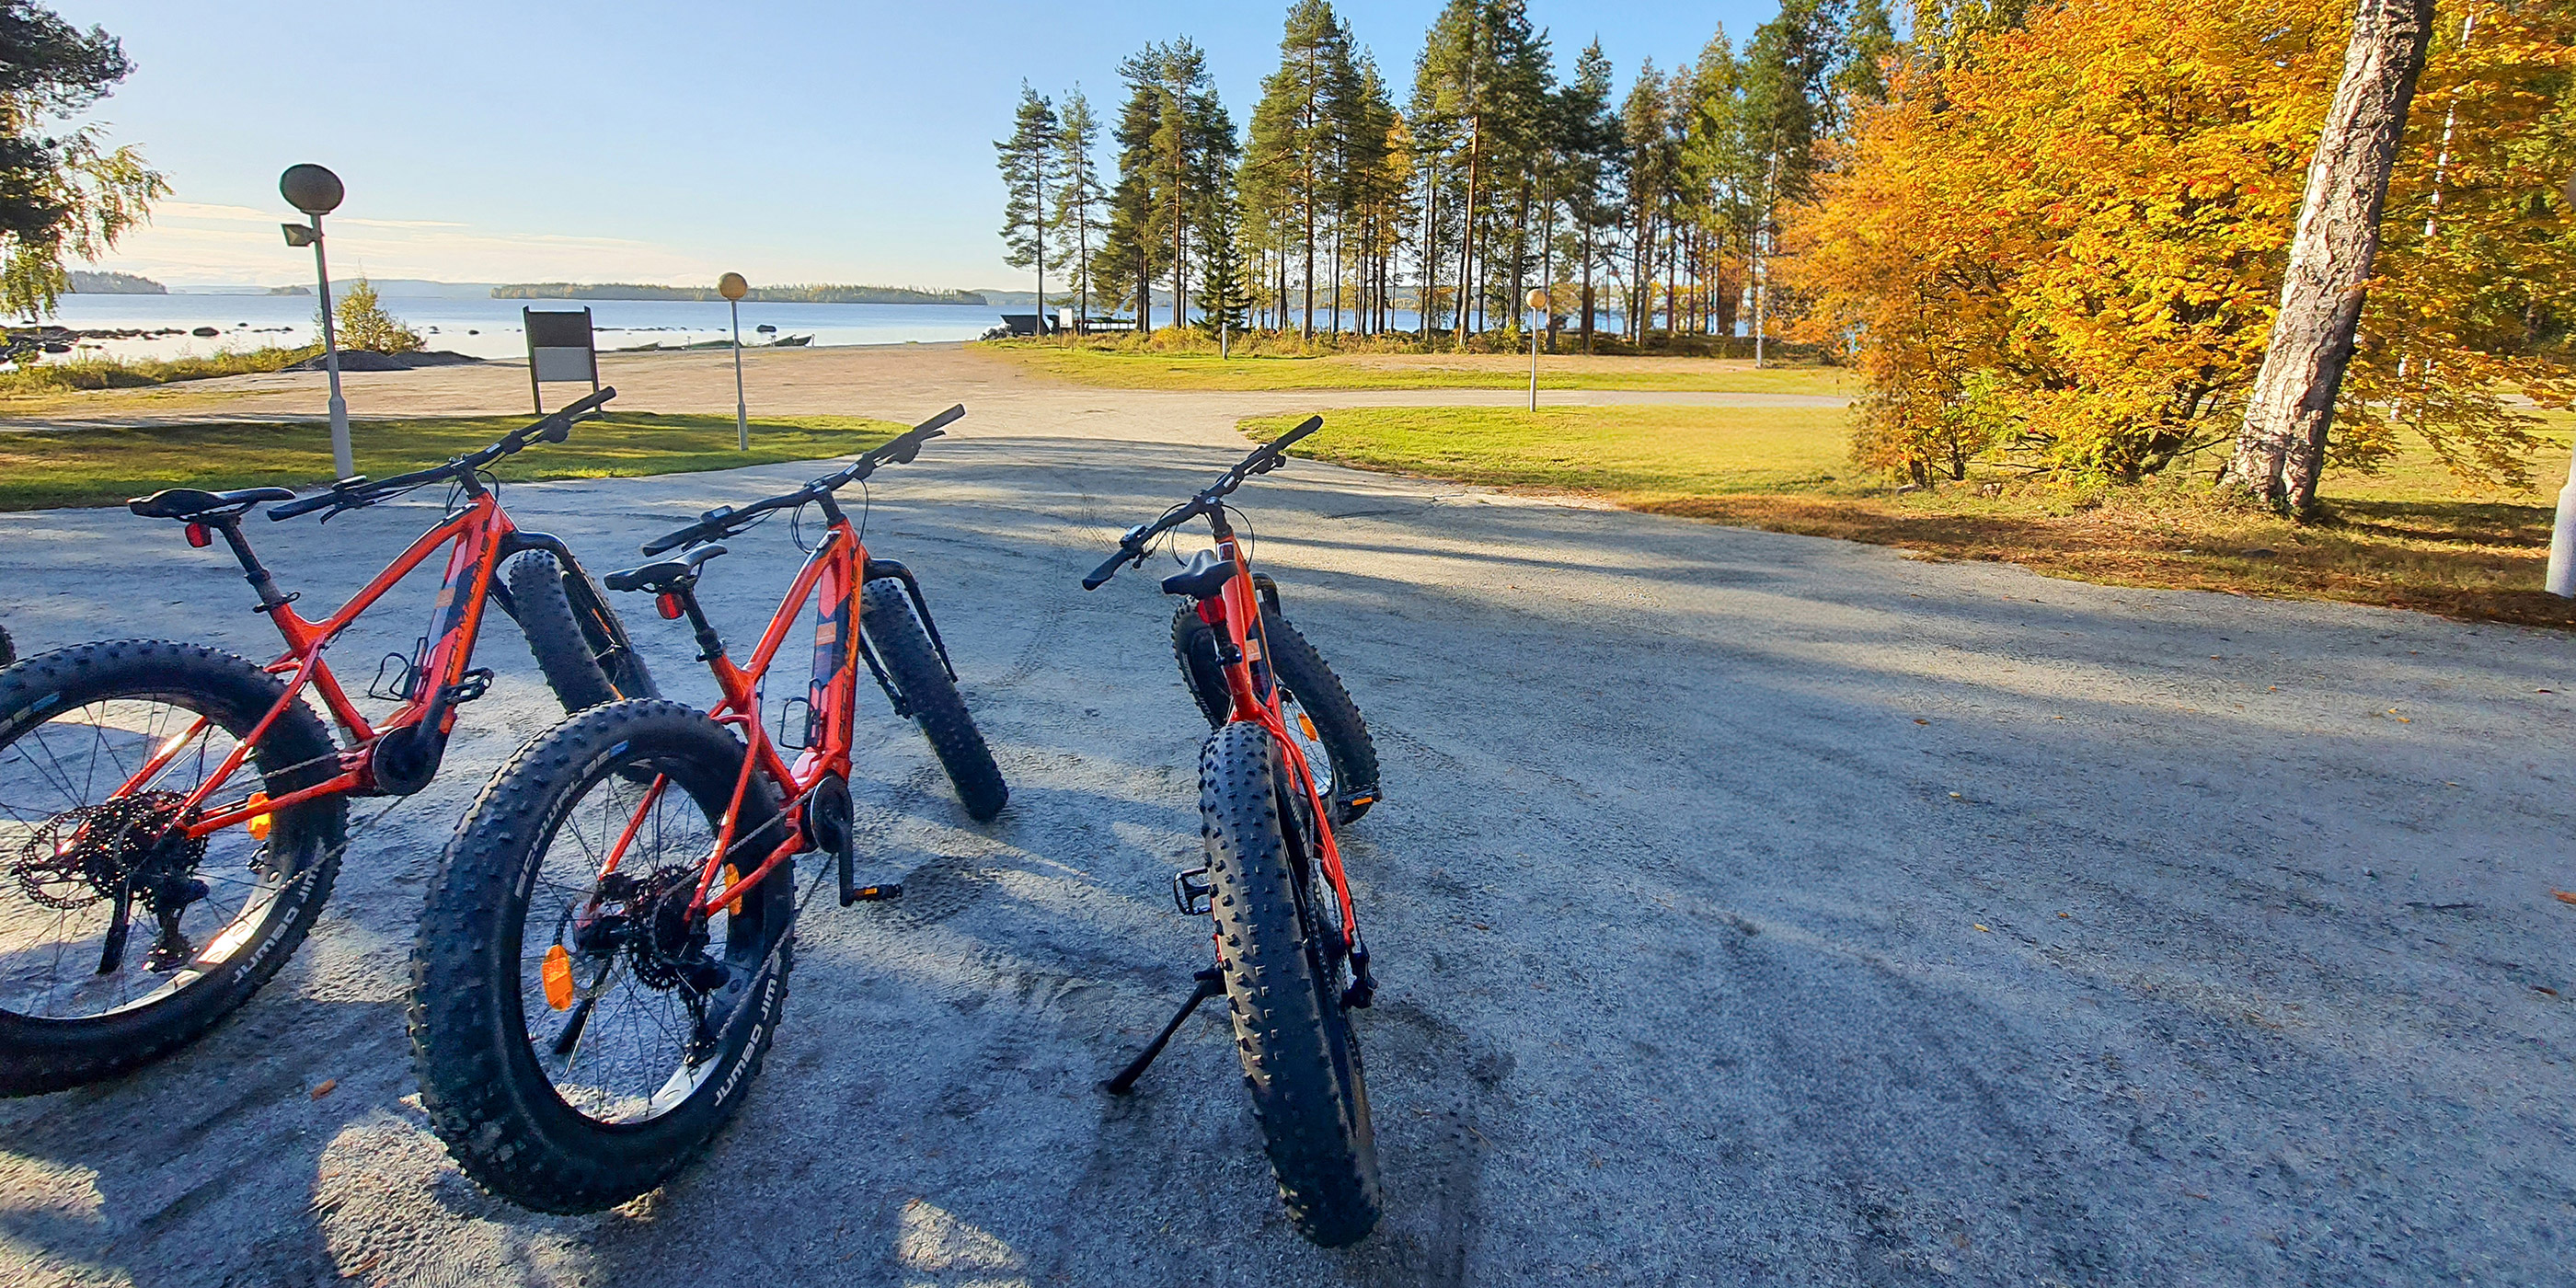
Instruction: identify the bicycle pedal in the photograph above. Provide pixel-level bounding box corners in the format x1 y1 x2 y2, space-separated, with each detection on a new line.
443 668 496 704
1171 866 1213 915
842 882 901 904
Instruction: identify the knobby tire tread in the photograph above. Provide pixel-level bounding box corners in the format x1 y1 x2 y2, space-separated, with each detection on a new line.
1173 604 1379 824
1200 721 1383 1247
508 552 655 714
406 699 789 1213
860 578 1006 822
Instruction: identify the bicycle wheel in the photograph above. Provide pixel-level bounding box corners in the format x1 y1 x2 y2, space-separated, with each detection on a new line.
0 639 347 1096
408 699 791 1213
509 551 660 715
1199 720 1382 1247
1173 603 1379 824
860 577 1006 822
0 624 16 669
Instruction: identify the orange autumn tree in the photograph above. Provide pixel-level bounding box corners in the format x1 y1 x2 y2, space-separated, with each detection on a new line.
1791 0 2573 489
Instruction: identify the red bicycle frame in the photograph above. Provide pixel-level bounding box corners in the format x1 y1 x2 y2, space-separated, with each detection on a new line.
1192 522 1363 953
590 513 877 920
115 492 558 839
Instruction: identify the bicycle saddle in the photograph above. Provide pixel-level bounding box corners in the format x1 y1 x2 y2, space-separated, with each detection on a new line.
1160 549 1234 600
128 486 297 520
604 543 728 593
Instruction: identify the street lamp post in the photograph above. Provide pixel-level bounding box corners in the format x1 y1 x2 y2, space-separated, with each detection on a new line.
1524 288 1549 413
719 272 750 451
279 164 351 477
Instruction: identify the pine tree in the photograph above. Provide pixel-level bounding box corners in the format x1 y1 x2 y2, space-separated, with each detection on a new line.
1199 190 1254 353
1835 0 1898 109
1558 40 1621 351
1677 29 1753 341
1052 86 1107 325
1620 62 1673 343
995 84 1059 327
1247 1 1357 338
1098 52 1169 326
1129 40 1232 330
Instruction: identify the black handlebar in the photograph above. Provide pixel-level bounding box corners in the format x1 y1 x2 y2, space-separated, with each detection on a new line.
638 403 964 554
1082 416 1321 590
269 386 618 520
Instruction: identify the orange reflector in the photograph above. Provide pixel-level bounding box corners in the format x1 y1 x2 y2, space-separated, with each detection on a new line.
722 864 743 916
657 592 684 620
184 522 212 548
541 945 574 1010
246 792 271 841
1297 712 1319 741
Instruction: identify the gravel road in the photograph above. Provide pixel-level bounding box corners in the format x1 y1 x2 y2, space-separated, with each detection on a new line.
1 358 2571 1286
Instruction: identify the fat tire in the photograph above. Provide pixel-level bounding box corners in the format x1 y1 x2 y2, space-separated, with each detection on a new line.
1174 604 1379 824
508 551 659 714
0 639 346 1096
1200 720 1382 1247
408 699 791 1213
860 578 1006 822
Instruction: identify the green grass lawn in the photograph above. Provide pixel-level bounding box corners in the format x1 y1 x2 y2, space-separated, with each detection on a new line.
980 341 1857 396
1247 406 2576 627
1258 404 1857 499
0 412 903 512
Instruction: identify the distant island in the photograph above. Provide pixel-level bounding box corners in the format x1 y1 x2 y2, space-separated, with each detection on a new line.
67 270 166 294
268 284 312 296
491 282 987 306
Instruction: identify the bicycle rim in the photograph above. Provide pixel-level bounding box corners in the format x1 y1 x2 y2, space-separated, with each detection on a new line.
0 696 292 1020
511 761 766 1127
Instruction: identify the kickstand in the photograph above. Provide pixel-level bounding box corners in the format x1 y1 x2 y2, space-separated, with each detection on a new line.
1100 966 1224 1096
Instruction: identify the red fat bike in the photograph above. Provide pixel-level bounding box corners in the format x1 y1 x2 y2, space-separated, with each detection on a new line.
407 406 1004 1213
1085 416 1386 1247
0 388 658 1096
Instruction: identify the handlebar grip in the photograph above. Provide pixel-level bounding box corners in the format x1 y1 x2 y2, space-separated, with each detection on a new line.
559 385 617 419
639 523 704 556
1276 414 1323 448
1081 550 1132 591
916 403 965 435
267 490 342 521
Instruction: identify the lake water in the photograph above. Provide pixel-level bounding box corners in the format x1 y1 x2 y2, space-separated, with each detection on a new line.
27 293 1008 363
28 292 1580 365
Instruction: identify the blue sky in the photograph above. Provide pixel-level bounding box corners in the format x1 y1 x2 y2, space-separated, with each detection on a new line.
59 2 1777 290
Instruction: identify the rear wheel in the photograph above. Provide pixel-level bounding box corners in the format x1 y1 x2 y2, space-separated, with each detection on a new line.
408 699 791 1213
1199 720 1381 1247
861 578 1006 822
509 551 659 714
1174 603 1378 824
0 640 346 1096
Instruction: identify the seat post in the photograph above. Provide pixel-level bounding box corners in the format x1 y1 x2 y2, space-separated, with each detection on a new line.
207 516 290 611
673 584 726 663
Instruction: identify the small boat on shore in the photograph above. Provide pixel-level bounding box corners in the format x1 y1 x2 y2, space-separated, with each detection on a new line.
769 334 812 347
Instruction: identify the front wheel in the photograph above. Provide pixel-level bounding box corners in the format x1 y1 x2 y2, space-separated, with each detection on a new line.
508 551 660 715
1174 603 1379 824
1200 720 1381 1247
408 699 791 1213
861 578 1006 822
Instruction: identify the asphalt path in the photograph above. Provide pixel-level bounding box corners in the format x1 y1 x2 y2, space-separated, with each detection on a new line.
1 374 2570 1286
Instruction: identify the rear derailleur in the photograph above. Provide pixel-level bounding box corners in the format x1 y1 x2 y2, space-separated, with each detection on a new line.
9 792 213 975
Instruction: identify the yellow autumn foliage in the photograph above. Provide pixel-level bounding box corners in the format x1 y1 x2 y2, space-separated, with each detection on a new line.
1790 0 2573 488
